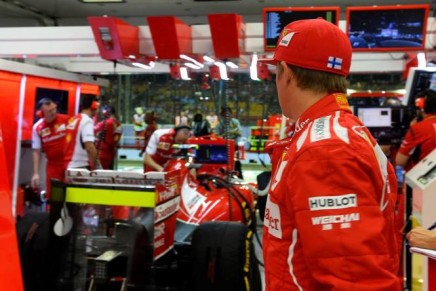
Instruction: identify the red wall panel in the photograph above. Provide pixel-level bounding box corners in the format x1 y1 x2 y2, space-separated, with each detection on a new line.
0 71 22 191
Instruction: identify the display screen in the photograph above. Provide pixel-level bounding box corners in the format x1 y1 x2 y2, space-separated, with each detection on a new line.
347 5 429 51
263 7 339 51
358 108 392 127
34 87 69 123
403 69 436 107
194 145 228 164
355 106 415 145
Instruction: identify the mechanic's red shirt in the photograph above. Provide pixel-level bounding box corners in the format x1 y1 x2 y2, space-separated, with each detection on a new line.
398 114 436 163
264 93 400 290
145 128 176 171
95 117 122 162
32 114 69 167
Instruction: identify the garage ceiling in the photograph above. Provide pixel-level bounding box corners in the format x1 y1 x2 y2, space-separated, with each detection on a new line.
0 0 433 27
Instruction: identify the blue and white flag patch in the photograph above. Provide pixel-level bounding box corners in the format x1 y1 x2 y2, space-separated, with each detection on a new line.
327 56 343 70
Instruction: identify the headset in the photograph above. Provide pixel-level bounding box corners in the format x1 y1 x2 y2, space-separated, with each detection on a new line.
415 89 436 114
36 98 54 118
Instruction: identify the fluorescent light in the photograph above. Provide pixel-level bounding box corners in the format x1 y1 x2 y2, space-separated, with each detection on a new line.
80 0 125 3
203 55 215 63
225 61 239 69
131 62 154 69
184 62 201 69
418 52 427 68
180 67 191 80
180 54 204 68
250 54 259 81
214 61 229 80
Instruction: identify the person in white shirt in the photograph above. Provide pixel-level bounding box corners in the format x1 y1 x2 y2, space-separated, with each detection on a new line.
64 94 101 170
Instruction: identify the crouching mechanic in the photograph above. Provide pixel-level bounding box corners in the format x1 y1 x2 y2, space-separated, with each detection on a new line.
64 94 102 170
259 19 401 290
143 125 191 172
31 98 69 199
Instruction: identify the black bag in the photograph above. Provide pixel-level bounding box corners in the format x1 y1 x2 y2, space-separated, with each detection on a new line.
16 212 50 291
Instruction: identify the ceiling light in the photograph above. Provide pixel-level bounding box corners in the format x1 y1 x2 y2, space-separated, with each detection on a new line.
180 67 191 80
79 0 125 3
225 61 239 69
180 54 204 68
131 62 154 69
214 62 229 80
250 54 259 81
203 55 215 63
184 62 201 69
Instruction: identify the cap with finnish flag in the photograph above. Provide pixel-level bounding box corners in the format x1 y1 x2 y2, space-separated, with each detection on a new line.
259 18 352 77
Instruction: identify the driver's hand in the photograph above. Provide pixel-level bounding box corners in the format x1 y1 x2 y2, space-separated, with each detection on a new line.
31 173 40 190
156 165 164 172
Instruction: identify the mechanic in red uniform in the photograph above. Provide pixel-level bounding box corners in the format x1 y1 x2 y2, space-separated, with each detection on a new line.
396 89 436 168
31 98 69 199
139 111 158 157
259 19 401 290
64 94 101 170
94 105 123 170
143 125 191 172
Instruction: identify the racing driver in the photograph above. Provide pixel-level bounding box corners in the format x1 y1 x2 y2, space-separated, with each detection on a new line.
259 19 401 290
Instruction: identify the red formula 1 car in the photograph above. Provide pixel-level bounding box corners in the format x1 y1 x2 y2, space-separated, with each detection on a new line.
44 136 261 291
163 136 262 290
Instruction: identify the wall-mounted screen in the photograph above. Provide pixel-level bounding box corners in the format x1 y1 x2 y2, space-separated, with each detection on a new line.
34 87 69 123
263 6 340 51
346 4 429 51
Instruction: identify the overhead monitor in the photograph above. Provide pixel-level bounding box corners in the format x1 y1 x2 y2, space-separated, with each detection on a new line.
263 6 340 51
402 67 436 107
346 4 429 51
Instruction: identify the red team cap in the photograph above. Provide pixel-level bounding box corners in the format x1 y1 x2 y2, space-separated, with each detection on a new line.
259 18 352 77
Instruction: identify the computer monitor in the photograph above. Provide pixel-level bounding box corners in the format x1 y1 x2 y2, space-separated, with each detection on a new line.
263 6 340 51
193 144 228 164
355 106 415 145
358 107 392 128
403 67 436 107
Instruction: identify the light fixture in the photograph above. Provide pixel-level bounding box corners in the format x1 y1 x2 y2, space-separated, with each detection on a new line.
180 67 191 80
131 61 155 70
184 62 201 69
250 53 259 81
214 61 229 80
79 0 125 3
417 52 427 68
203 55 215 63
180 54 204 68
225 61 239 69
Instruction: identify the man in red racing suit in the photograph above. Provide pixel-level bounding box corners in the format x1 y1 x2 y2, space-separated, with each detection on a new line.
259 19 401 290
143 125 191 172
95 106 123 170
31 98 69 199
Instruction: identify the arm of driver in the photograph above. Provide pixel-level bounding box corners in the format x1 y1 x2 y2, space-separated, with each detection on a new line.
287 144 400 290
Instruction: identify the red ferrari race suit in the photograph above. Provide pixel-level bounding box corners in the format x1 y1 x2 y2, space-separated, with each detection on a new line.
144 128 176 172
95 117 123 170
32 114 69 198
398 114 436 165
263 93 401 290
64 113 95 170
